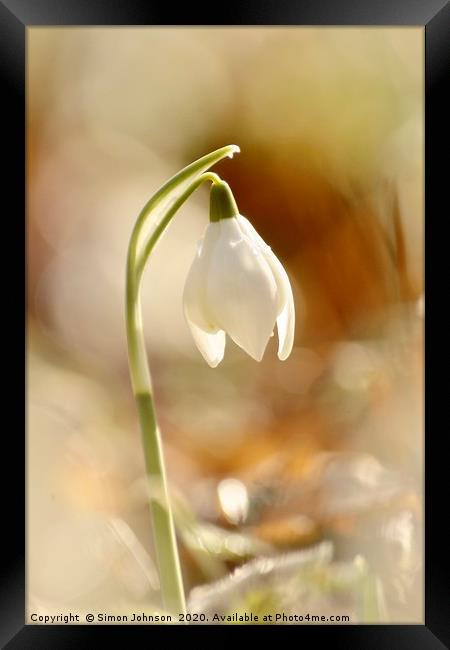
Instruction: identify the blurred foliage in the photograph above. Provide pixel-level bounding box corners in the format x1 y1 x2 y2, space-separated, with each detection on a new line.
27 28 423 623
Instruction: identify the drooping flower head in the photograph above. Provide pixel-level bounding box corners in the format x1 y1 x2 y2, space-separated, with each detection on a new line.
183 180 295 367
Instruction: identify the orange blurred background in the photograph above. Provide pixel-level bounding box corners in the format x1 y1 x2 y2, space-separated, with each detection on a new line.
27 27 423 623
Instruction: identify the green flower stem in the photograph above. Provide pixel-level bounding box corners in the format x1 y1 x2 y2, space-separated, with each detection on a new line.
135 171 221 282
125 146 239 615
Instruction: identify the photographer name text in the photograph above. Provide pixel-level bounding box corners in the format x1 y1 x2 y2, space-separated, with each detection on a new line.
30 611 350 624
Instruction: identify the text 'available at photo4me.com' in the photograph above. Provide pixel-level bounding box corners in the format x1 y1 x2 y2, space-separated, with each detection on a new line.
29 611 351 624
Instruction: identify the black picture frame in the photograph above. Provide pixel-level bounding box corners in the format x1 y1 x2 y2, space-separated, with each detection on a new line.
4 0 448 646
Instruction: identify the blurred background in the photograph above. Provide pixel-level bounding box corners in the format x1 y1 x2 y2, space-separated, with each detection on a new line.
27 27 423 623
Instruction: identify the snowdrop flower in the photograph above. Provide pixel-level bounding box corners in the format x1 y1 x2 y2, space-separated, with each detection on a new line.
183 180 295 367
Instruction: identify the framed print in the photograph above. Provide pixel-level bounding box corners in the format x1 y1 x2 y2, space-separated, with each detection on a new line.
2 0 448 646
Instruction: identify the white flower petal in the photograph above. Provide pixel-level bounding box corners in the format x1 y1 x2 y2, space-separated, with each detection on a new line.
262 251 295 359
237 215 295 359
183 222 226 366
236 215 271 252
183 222 221 332
185 319 226 368
206 218 278 361
275 281 295 360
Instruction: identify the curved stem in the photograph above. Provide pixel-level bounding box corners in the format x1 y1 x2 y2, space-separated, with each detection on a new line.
125 146 239 616
128 146 238 275
135 172 220 283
